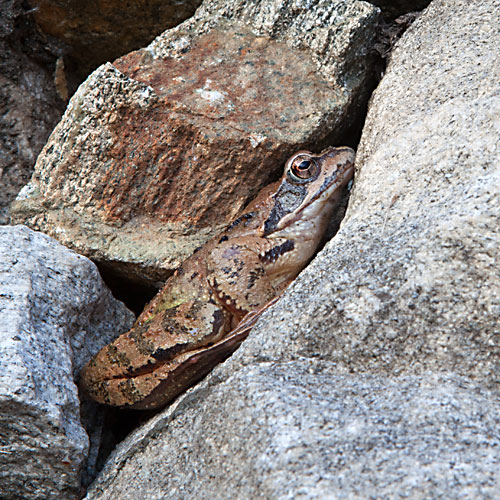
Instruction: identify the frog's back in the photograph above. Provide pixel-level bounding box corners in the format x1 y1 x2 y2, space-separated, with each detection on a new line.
135 248 234 354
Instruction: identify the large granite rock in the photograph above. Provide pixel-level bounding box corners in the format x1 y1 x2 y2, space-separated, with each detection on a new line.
0 225 134 499
85 370 500 499
234 0 500 382
11 0 381 288
0 0 200 228
84 0 500 498
0 0 65 224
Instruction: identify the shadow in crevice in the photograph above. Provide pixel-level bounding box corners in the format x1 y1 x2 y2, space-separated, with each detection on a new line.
96 263 159 317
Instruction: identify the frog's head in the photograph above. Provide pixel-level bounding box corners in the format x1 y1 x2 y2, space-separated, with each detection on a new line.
263 146 355 239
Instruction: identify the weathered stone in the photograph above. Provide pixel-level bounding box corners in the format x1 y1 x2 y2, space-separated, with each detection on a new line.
0 225 134 499
29 0 202 79
85 369 500 500
0 0 65 224
11 0 381 288
83 0 500 498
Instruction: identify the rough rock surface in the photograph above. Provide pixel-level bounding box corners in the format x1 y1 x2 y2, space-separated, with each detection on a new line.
0 225 134 499
232 0 500 382
85 369 500 500
0 0 65 224
11 0 381 288
84 0 500 498
30 0 202 79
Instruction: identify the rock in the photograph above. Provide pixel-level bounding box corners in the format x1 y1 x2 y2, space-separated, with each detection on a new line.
30 0 203 79
0 225 134 499
11 0 381 288
84 369 500 500
0 0 65 224
84 0 500 498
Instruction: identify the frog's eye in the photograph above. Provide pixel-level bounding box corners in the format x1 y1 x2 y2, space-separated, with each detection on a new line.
288 156 318 182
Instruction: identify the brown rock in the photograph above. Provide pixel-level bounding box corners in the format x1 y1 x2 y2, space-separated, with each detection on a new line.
29 0 202 79
12 0 381 288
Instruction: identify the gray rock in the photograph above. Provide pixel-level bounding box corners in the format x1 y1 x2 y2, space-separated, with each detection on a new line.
86 368 500 500
233 0 500 381
84 0 500 498
0 225 134 499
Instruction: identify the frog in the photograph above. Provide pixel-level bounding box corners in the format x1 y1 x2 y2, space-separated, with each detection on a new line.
80 146 355 410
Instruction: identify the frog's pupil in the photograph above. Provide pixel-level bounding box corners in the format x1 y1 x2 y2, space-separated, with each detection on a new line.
298 160 310 170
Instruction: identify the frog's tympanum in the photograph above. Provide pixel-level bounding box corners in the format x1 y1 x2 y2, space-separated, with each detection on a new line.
80 147 355 409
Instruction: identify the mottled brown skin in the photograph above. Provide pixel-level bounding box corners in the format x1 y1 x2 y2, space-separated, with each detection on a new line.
80 146 355 409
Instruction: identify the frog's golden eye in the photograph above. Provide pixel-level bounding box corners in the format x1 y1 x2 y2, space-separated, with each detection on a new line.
288 156 318 182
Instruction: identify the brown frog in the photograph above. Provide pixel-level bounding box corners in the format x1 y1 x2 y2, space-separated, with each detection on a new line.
80 146 355 410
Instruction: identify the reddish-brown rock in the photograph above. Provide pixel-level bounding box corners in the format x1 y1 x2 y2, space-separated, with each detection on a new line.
12 0 381 288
